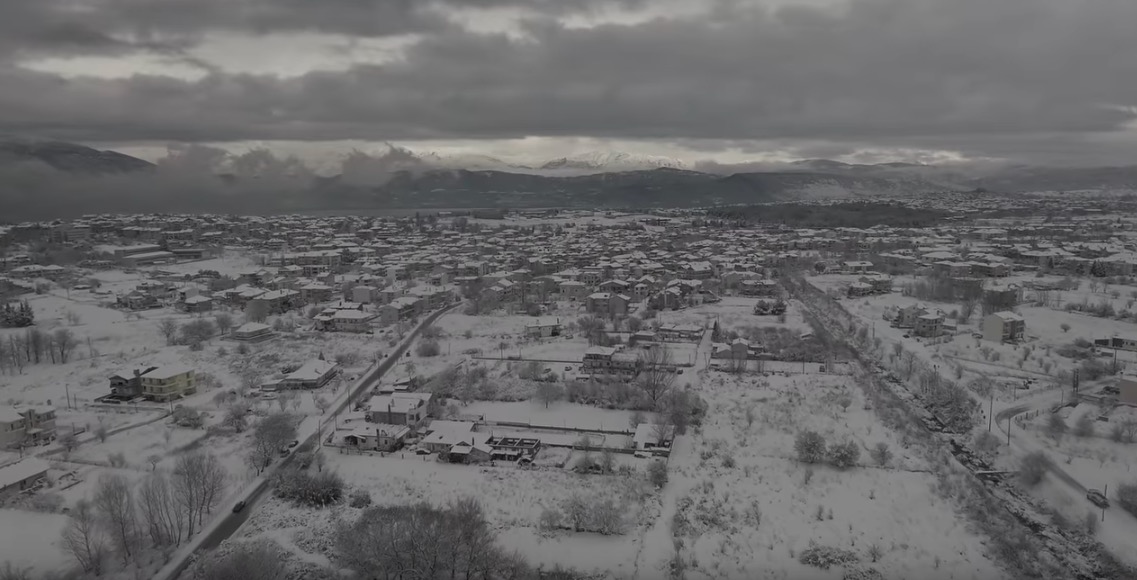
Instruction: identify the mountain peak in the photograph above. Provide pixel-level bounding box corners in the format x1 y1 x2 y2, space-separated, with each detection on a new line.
0 138 153 174
539 151 690 172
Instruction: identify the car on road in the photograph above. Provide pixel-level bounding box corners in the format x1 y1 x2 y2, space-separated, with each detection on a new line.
232 501 246 513
1087 489 1110 509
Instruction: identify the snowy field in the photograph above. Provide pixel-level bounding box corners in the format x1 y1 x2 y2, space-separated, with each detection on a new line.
657 370 1002 580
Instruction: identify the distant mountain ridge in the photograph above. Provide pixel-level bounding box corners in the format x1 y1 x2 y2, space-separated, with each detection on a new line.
0 138 154 173
5 136 1137 218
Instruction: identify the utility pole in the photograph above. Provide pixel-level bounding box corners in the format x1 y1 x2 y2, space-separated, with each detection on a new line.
988 387 994 432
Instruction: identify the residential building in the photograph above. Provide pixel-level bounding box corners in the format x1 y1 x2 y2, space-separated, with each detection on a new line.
315 309 377 333
633 422 674 453
657 324 703 342
140 365 197 402
367 393 432 428
525 320 563 338
231 322 277 342
340 424 410 452
982 311 1025 343
0 458 50 496
1118 375 1137 406
176 295 213 313
108 366 158 399
280 360 340 390
913 311 945 338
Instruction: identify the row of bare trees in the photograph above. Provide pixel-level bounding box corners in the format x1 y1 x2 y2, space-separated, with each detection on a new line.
334 498 550 580
60 452 228 575
0 328 79 375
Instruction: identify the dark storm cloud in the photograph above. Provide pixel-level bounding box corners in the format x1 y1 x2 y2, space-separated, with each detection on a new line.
0 0 645 61
4 0 1137 163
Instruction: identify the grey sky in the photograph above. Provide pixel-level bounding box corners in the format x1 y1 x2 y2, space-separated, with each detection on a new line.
4 0 1137 165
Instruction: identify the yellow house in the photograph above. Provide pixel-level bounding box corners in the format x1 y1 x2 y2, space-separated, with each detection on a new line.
141 365 197 402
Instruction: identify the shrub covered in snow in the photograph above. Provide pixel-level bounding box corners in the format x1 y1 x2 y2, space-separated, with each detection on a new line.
843 565 884 580
1018 452 1050 488
828 440 861 469
275 470 345 507
794 430 827 464
1118 481 1137 518
799 543 859 570
348 489 372 508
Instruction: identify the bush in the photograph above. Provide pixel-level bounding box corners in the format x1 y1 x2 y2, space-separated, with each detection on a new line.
869 442 892 467
843 566 884 580
799 543 859 570
795 430 827 464
1118 482 1137 517
1019 452 1050 487
828 441 861 469
416 340 441 357
275 470 345 507
1046 413 1068 440
647 460 668 488
349 489 372 508
538 508 563 533
1073 414 1095 438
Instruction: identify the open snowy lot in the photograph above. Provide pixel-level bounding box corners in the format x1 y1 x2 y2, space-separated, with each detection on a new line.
656 370 1003 580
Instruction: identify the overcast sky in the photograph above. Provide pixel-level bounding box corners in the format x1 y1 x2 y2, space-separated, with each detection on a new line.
3 0 1137 166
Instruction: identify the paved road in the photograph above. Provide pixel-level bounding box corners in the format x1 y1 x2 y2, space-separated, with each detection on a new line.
192 303 459 555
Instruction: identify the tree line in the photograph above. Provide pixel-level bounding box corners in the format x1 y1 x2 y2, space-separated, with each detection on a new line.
0 327 79 375
59 451 228 576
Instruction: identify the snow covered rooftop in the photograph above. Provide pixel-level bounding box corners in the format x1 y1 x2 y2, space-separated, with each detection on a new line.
0 458 49 490
286 360 338 381
142 364 194 380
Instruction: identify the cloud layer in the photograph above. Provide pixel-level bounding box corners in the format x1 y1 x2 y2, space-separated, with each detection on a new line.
3 0 1137 164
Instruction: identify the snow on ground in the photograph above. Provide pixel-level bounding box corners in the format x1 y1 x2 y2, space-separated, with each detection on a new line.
0 509 69 574
656 297 812 335
461 400 648 432
654 369 1002 580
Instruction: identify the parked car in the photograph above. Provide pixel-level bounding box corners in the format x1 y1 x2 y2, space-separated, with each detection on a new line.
288 440 299 448
1087 489 1110 509
232 501 247 513
279 447 290 457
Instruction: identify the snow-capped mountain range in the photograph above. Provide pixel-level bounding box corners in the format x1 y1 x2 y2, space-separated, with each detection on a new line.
333 144 693 176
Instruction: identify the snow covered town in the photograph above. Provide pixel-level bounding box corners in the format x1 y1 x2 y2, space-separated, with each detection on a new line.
2 200 1137 580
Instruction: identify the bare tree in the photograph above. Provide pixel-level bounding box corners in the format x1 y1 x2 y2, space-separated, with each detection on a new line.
53 328 77 363
172 452 227 533
138 471 183 546
577 316 605 346
245 301 269 324
628 410 646 430
535 381 563 409
314 395 331 415
214 313 235 335
26 328 46 364
93 474 138 565
276 392 291 413
93 417 109 443
172 454 204 538
223 405 248 433
60 499 107 575
7 336 25 374
651 419 676 447
158 318 180 346
637 347 677 409
247 414 295 475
